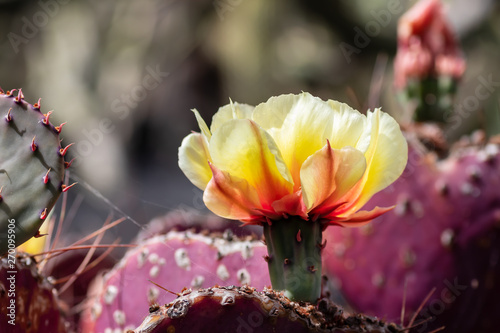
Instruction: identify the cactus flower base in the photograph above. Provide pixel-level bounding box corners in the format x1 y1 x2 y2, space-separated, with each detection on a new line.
264 217 322 304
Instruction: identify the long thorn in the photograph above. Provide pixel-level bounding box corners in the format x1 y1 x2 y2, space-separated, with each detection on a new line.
32 244 136 257
408 287 436 329
43 217 127 262
403 316 435 331
149 280 181 297
52 239 118 284
367 53 388 110
59 214 113 293
39 216 57 272
50 172 70 253
401 277 408 326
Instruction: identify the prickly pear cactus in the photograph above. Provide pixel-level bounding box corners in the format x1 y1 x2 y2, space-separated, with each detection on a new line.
0 89 72 254
43 247 118 326
323 135 500 333
80 230 270 332
136 209 261 242
0 255 70 332
132 286 402 333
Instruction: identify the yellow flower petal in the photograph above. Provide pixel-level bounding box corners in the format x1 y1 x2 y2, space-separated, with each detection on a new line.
209 119 293 208
347 108 408 211
252 93 301 129
300 142 339 211
210 101 254 134
192 109 212 139
253 94 368 189
253 93 338 185
17 221 49 254
325 100 367 150
178 133 212 190
203 164 263 221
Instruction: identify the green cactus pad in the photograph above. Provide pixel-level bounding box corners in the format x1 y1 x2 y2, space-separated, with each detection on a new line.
0 89 69 254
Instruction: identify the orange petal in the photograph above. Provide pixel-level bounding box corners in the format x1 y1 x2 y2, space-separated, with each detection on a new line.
308 146 366 216
203 164 263 221
300 141 339 211
271 190 308 219
327 206 394 227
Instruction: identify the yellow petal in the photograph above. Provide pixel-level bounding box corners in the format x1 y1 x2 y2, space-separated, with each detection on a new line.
325 100 367 150
178 133 212 190
17 221 49 254
348 109 408 211
253 93 337 185
300 142 339 211
252 93 301 130
210 101 254 134
192 109 211 140
209 119 293 208
309 146 367 215
253 93 368 189
203 164 263 221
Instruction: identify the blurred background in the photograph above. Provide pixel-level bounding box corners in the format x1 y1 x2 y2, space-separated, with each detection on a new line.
0 0 499 245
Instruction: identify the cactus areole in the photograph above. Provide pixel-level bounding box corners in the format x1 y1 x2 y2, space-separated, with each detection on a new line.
0 89 72 254
178 92 408 303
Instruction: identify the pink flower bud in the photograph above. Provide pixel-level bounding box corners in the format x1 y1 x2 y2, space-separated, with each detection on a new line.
394 0 465 89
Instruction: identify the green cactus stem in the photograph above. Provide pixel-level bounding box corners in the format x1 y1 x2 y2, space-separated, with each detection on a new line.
400 76 458 123
263 216 322 304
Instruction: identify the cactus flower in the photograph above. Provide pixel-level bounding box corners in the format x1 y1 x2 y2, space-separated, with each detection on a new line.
179 92 407 227
394 0 465 90
394 0 466 122
178 92 407 303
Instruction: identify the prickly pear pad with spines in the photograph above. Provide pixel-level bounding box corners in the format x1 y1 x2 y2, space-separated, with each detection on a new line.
80 230 271 332
136 209 262 242
132 286 402 333
323 138 500 333
0 90 68 254
0 255 70 332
